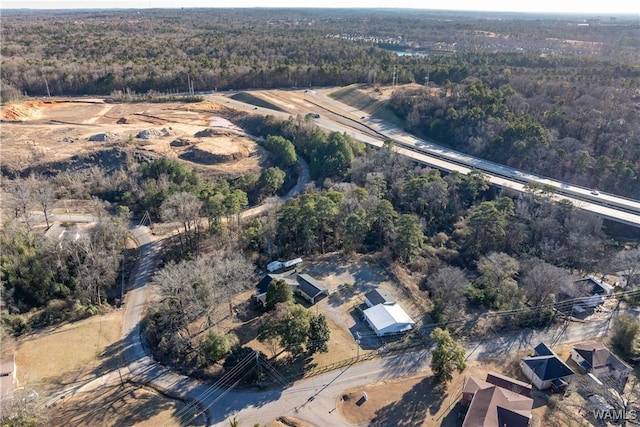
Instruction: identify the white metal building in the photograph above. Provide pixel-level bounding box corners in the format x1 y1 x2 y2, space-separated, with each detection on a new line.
363 303 415 337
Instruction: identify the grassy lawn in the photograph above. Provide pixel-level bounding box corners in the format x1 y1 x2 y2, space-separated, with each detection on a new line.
15 310 125 393
12 309 196 426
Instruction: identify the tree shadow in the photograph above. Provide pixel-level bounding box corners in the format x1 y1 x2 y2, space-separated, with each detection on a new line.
370 376 447 426
380 348 431 379
50 382 205 427
439 401 466 427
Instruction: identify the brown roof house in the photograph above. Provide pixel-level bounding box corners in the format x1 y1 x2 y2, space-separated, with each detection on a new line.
461 372 534 427
521 343 574 391
0 353 17 399
571 341 632 389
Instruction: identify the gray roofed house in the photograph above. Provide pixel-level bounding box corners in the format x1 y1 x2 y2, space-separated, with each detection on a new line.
521 343 574 390
295 274 329 304
571 341 632 389
533 342 554 357
255 273 298 307
364 288 395 308
574 276 614 296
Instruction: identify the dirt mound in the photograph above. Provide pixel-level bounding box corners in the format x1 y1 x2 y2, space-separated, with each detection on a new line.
88 132 119 142
170 138 192 147
136 128 174 139
180 139 249 165
194 127 235 138
1 102 40 121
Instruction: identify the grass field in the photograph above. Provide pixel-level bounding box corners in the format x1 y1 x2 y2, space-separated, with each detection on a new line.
12 309 197 426
328 84 406 126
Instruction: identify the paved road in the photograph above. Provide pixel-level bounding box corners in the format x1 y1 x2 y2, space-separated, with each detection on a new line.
114 156 313 424
208 314 616 426
105 217 619 426
208 89 640 227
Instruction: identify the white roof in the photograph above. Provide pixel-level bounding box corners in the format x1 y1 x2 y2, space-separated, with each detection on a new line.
283 258 303 268
364 303 415 333
267 261 283 272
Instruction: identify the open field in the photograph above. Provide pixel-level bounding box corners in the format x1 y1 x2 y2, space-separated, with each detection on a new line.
49 383 202 427
0 98 266 177
14 309 124 394
8 280 198 426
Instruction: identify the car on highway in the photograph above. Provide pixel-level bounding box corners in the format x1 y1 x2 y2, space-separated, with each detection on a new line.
591 190 600 196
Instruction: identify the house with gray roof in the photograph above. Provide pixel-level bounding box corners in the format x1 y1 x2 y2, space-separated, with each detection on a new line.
295 274 329 304
255 272 329 307
521 342 574 390
571 341 631 389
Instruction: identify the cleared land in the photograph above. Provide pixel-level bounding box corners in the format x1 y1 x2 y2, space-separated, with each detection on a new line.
9 308 200 425
0 98 266 177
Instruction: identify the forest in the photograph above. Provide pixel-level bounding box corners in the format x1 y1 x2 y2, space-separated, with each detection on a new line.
2 9 639 199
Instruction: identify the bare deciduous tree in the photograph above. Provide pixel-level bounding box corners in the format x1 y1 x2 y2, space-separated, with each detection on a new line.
160 191 203 252
427 266 469 323
613 248 640 290
520 258 572 306
151 251 254 357
29 174 57 229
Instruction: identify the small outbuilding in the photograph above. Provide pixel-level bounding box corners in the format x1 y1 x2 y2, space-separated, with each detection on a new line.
363 303 415 337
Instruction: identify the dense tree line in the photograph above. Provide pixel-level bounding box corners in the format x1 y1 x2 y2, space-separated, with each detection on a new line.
389 71 640 198
2 9 637 101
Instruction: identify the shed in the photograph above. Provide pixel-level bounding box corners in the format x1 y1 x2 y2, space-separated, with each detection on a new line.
364 288 395 308
363 303 415 337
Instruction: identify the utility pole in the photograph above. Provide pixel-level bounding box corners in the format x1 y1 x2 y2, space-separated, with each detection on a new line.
44 76 51 98
392 65 397 89
255 350 261 385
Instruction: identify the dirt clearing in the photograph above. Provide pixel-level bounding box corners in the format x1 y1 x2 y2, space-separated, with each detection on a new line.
0 98 265 177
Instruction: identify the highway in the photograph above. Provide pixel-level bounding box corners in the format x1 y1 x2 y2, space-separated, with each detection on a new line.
208 89 640 227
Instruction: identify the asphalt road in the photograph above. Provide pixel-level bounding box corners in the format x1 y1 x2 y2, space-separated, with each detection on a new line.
206 314 616 426
207 89 640 227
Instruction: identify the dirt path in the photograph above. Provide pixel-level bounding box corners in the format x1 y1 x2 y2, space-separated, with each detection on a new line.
82 103 114 124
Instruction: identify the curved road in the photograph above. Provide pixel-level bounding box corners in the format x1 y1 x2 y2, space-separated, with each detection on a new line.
117 201 621 425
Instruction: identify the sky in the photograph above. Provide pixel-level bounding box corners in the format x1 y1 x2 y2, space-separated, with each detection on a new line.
1 0 639 15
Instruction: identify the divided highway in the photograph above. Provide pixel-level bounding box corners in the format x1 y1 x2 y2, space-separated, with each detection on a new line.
209 89 640 228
